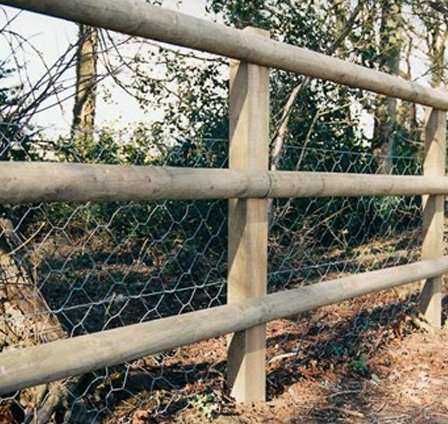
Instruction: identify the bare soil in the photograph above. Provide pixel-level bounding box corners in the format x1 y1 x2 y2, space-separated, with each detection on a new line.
93 290 448 424
3 286 448 424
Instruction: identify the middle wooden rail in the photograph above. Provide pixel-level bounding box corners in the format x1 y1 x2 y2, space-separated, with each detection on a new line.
2 162 448 203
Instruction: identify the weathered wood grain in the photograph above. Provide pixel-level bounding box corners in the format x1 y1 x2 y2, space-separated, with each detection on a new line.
3 163 448 203
420 109 447 328
227 27 269 403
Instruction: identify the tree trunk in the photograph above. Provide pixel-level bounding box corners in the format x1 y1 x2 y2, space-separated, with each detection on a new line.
397 33 418 140
72 24 98 148
425 6 448 88
373 0 402 174
268 0 365 222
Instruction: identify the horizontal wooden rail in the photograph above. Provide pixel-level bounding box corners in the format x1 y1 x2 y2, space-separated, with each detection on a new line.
268 172 448 198
1 162 448 203
0 163 270 203
2 0 448 109
1 257 447 395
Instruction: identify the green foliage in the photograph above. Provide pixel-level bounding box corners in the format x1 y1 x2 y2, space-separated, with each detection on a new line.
349 353 370 376
188 391 220 421
44 127 228 284
207 0 327 50
0 66 17 107
133 46 228 142
38 0 425 284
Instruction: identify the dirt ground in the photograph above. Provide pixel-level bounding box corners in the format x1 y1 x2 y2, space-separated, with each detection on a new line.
3 282 448 424
104 291 448 424
230 323 448 424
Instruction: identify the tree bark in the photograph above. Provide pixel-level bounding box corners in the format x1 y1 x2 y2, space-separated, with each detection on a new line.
72 24 98 144
425 5 448 88
373 0 402 174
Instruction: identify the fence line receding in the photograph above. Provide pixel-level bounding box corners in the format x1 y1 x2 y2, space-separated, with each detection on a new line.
1 0 447 406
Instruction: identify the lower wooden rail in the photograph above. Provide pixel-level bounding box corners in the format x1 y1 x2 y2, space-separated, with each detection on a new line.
1 257 448 395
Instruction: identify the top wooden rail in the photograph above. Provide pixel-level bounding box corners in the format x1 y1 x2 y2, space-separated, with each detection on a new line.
2 0 448 110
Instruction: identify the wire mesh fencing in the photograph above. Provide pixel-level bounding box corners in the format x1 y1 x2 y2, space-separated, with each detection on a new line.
0 122 428 423
266 144 425 404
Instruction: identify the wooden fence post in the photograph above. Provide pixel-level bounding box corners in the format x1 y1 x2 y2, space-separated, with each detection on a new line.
228 27 270 402
420 108 446 328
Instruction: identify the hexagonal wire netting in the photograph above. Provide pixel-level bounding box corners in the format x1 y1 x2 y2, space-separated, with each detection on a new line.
0 120 425 423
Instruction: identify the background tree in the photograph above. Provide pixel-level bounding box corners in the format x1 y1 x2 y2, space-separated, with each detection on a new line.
418 1 448 87
72 25 98 139
373 0 403 174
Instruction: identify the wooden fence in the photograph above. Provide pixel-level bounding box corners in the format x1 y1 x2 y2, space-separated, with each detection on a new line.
1 0 448 403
